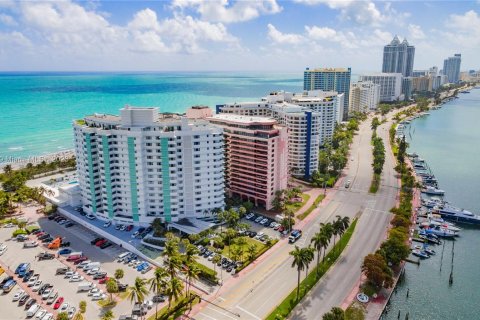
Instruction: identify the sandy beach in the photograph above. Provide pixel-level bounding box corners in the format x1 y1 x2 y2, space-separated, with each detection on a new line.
0 149 75 170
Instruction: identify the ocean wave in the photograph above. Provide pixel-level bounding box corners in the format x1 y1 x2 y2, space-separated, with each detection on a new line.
8 146 24 151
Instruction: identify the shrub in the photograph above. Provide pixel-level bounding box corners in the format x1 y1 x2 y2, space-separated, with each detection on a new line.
12 229 27 237
26 225 40 234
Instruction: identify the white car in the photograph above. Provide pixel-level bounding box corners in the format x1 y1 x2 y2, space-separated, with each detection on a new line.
245 213 255 220
60 302 70 312
0 246 7 256
254 216 263 223
64 271 78 279
88 287 100 296
85 214 96 220
35 309 47 320
77 261 91 269
41 288 53 300
12 289 25 301
3 223 15 228
143 300 153 310
27 275 39 286
103 221 112 228
255 232 265 240
91 293 106 301
70 275 84 282
86 267 100 275
58 220 68 225
260 218 268 225
119 225 127 231
32 280 43 292
41 313 53 320
68 307 76 319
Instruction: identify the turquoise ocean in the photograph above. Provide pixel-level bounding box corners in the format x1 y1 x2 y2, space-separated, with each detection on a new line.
0 72 303 162
384 88 480 319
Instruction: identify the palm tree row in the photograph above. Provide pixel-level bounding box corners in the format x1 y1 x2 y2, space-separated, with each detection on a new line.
127 234 202 319
290 215 351 300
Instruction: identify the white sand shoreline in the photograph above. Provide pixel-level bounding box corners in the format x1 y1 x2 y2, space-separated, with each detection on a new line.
0 149 75 170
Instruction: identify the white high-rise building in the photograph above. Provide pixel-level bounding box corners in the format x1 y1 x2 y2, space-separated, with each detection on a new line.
73 106 224 225
349 81 381 113
216 90 343 178
359 73 403 102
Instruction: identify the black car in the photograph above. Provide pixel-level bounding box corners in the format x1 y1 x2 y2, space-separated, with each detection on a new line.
25 298 36 309
56 267 70 275
248 231 257 238
65 222 75 228
18 294 29 306
48 215 57 220
38 284 52 295
152 295 165 303
90 237 104 245
117 283 128 292
22 270 35 282
100 242 113 249
93 272 107 280
38 234 51 241
42 237 53 243
31 229 43 235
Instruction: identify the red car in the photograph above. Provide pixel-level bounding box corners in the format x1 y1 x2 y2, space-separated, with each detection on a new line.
278 226 285 232
95 239 107 247
35 232 46 238
126 225 134 232
53 297 64 310
98 276 110 284
73 256 89 265
67 255 82 262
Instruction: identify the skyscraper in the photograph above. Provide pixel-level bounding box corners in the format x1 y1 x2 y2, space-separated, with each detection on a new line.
382 36 415 77
443 54 462 83
303 67 351 121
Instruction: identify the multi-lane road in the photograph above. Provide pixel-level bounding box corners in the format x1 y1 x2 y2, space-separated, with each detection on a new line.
193 114 399 320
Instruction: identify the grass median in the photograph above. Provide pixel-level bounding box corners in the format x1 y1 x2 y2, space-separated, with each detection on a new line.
297 194 325 220
266 218 358 320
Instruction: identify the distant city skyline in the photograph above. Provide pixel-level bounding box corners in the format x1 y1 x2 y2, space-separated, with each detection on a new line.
0 1 479 71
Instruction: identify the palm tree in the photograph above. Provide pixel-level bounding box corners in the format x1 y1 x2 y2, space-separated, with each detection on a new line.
148 267 168 319
101 310 114 320
341 216 350 233
114 268 124 281
182 239 199 265
106 278 118 303
247 244 257 262
321 222 334 241
290 246 308 300
166 276 184 309
332 216 345 251
73 301 87 320
3 164 12 175
183 262 200 298
303 246 315 278
127 277 148 319
311 231 329 276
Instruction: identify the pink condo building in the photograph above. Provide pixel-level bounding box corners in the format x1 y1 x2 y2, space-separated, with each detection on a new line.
207 114 288 210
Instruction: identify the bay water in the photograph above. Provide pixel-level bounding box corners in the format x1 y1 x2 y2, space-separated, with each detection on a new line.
384 88 480 319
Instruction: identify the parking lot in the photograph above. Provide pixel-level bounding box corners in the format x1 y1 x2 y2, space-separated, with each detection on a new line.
0 214 160 320
241 212 284 240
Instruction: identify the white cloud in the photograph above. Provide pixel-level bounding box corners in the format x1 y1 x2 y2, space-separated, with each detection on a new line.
408 24 425 40
304 25 358 48
267 24 305 44
0 13 17 26
443 10 480 48
172 0 282 23
0 31 31 47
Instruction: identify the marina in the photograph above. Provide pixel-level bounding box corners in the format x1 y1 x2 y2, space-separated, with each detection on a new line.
383 88 480 320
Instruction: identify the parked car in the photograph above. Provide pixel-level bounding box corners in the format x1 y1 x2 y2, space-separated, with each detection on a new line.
117 283 128 292
245 212 255 220
25 297 36 309
19 294 29 306
255 216 263 223
260 218 268 225
152 295 165 303
119 225 127 231
126 225 134 232
60 241 70 248
66 255 82 262
12 289 25 301
91 293 106 301
32 280 43 292
103 221 112 228
95 239 107 247
68 307 76 319
90 237 103 245
58 248 72 255
93 272 107 280
65 222 75 228
53 297 64 310
100 242 112 249
115 224 123 230
70 275 84 282
98 277 110 284
85 214 96 220
73 257 89 265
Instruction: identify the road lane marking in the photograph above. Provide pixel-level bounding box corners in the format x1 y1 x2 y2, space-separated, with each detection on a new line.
205 306 239 320
236 305 261 320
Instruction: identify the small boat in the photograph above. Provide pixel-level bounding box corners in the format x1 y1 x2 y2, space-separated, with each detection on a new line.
412 249 429 259
425 248 436 256
427 226 458 238
422 186 445 196
419 234 441 245
414 244 436 256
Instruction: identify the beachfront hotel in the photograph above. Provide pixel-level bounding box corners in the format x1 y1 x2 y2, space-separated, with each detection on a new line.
73 106 224 225
303 67 351 121
359 73 403 102
207 114 288 210
349 81 381 113
216 90 343 178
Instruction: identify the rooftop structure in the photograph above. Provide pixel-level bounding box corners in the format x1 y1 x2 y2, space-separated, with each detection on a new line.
382 36 415 77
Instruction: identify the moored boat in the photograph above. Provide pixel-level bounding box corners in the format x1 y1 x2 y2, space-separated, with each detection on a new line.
422 186 445 196
433 204 480 225
412 249 429 259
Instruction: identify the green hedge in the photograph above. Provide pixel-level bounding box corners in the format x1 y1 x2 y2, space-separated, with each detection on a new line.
192 261 218 284
26 225 40 234
12 229 27 237
298 194 325 220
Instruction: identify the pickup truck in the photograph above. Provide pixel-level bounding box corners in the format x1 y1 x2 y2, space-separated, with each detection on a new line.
288 230 302 244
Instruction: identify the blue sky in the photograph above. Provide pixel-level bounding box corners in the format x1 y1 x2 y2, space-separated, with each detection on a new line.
0 0 479 72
